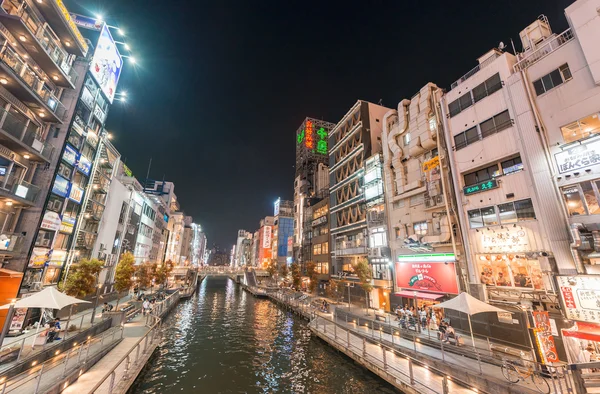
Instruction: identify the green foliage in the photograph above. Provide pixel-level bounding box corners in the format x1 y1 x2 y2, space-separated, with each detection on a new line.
326 278 344 301
154 260 175 288
291 262 301 290
306 261 318 293
64 258 104 298
353 258 373 293
135 261 155 289
114 252 135 293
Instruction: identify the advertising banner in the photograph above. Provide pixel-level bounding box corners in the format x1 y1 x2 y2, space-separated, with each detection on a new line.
63 144 78 166
29 247 51 268
532 311 559 363
52 175 70 198
90 25 122 104
55 0 88 54
262 226 272 249
80 87 95 109
395 261 459 294
9 308 27 331
556 275 600 323
60 216 76 234
555 138 600 174
77 155 92 176
70 13 103 31
41 211 61 232
69 184 84 204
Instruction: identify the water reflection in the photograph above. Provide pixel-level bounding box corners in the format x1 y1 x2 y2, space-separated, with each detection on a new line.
131 277 397 393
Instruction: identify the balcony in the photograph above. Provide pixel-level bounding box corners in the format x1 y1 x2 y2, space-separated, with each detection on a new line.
334 240 367 257
514 29 574 72
30 0 88 57
0 231 24 253
0 2 77 87
0 176 40 205
0 106 54 161
0 45 66 122
366 211 385 226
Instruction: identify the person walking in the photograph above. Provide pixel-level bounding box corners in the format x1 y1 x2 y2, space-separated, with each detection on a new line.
143 298 150 316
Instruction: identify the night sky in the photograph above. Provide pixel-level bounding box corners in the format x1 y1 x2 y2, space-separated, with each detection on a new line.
70 0 573 247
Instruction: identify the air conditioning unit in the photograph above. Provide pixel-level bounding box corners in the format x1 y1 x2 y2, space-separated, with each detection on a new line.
42 239 50 247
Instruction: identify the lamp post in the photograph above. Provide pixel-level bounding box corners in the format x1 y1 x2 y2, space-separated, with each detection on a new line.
0 299 16 346
90 283 102 324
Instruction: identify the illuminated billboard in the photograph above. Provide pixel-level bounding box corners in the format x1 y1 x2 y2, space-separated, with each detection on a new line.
90 25 122 104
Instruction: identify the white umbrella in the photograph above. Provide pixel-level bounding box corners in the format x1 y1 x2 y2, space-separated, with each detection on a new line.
0 287 90 310
435 292 506 349
0 287 90 347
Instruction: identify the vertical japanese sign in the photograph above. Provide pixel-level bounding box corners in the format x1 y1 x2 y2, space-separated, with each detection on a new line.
556 275 600 323
305 119 314 149
532 311 559 363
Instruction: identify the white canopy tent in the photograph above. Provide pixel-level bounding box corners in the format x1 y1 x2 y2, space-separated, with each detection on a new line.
435 292 507 349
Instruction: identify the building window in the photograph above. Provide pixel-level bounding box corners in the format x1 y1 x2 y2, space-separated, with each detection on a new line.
392 200 405 210
498 202 518 224
403 133 411 146
395 227 402 239
464 164 500 186
533 64 572 96
448 92 473 117
562 180 600 216
560 112 600 144
469 199 536 228
472 73 502 103
409 194 423 207
501 156 523 175
413 221 428 236
321 242 328 254
313 243 322 255
454 126 480 150
480 110 512 138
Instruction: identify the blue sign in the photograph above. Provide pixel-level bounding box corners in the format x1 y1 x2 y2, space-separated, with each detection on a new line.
70 13 103 31
52 175 70 198
163 214 169 223
77 155 92 176
63 144 78 167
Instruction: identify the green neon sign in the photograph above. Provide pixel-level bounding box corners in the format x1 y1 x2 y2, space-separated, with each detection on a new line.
316 127 327 154
463 179 498 195
297 129 304 144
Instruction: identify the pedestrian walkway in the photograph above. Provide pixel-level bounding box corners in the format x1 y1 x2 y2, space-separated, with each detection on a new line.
0 294 135 376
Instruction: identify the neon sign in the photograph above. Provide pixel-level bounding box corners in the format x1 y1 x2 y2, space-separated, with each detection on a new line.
316 127 327 154
297 129 304 144
305 119 314 149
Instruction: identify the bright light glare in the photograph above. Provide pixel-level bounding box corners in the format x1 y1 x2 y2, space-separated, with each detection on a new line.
118 28 125 36
120 91 127 97
124 44 130 51
129 56 136 64
119 97 126 102
96 14 103 21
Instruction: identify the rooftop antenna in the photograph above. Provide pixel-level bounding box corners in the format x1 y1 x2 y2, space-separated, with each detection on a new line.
145 157 152 187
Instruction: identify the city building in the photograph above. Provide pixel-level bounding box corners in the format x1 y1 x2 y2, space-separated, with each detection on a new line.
251 229 259 267
310 196 330 294
0 0 87 325
328 100 391 307
511 1 600 364
234 229 252 267
293 117 335 267
272 199 293 267
257 216 274 268
191 223 207 266
381 83 464 312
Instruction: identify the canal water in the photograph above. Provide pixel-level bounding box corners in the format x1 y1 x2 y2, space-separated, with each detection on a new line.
130 277 397 393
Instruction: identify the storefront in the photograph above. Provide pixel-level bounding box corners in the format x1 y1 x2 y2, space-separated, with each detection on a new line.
557 275 600 364
392 253 459 310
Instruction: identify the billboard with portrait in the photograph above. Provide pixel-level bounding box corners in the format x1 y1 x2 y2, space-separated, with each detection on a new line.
90 25 122 104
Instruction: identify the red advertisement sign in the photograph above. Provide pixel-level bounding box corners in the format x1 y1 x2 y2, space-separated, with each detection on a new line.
560 286 577 309
395 262 459 294
532 311 559 363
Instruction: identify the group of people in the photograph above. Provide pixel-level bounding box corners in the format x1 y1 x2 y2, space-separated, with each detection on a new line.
319 300 329 313
437 321 460 344
142 298 156 315
394 304 436 331
44 318 62 343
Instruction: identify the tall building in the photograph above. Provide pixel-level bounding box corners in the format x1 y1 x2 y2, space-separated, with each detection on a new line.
257 216 274 268
309 196 330 294
234 230 252 268
273 199 293 267
329 100 391 307
0 0 87 320
381 83 464 311
293 117 335 267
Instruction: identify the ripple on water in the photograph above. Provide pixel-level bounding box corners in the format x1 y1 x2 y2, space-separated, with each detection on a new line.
130 277 399 394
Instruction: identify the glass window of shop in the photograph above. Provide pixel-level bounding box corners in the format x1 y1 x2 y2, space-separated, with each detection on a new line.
562 180 600 216
468 199 535 228
372 263 391 280
561 112 600 143
478 255 544 290
370 227 387 247
316 262 329 274
413 221 428 236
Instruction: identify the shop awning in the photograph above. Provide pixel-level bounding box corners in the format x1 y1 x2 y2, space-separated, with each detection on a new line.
562 322 600 342
394 290 444 300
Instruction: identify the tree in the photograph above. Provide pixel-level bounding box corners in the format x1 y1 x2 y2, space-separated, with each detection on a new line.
305 261 318 293
326 278 345 302
279 263 289 282
267 259 278 280
155 260 174 289
353 258 373 315
63 258 104 298
114 252 135 309
291 261 301 290
135 261 155 290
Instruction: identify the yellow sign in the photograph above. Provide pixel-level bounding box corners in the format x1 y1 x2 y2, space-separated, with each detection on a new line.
422 156 440 172
55 0 88 55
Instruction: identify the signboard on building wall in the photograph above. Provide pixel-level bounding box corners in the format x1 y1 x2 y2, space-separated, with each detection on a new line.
63 144 78 166
274 199 280 216
52 175 70 198
262 226 272 249
80 87 95 109
70 13 103 31
556 275 600 323
69 184 84 204
532 311 559 363
555 138 600 174
60 216 76 234
41 211 61 232
77 155 92 176
395 258 459 294
480 227 529 253
90 24 122 104
55 0 88 54
29 247 51 268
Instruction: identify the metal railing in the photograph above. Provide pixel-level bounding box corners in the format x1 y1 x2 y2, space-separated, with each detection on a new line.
514 29 575 72
0 44 66 119
89 317 161 394
0 106 54 160
0 231 24 253
0 309 110 369
451 51 501 89
1 177 41 203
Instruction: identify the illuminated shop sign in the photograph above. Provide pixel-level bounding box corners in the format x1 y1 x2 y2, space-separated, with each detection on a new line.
41 211 61 232
262 226 272 249
77 155 92 176
480 226 529 252
60 215 76 234
69 184 84 204
93 105 106 123
52 175 70 198
305 119 314 149
90 24 122 104
274 199 280 216
55 0 88 54
556 275 600 323
422 156 440 172
395 260 459 294
555 138 600 174
29 247 51 268
464 179 499 195
316 127 327 154
311 215 327 227
70 13 103 31
63 144 78 166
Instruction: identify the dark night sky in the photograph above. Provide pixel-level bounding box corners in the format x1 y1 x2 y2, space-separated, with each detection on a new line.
69 0 573 247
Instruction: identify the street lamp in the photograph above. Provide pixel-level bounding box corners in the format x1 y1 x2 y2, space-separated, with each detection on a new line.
90 283 103 324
